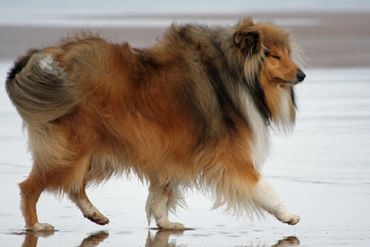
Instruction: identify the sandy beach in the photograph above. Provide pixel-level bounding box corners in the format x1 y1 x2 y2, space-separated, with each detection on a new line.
1 11 370 68
1 4 370 247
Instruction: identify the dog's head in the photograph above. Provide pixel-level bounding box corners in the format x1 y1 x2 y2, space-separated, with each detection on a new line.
233 17 305 128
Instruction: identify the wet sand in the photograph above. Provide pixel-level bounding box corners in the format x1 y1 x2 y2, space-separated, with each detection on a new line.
1 11 370 67
1 9 370 247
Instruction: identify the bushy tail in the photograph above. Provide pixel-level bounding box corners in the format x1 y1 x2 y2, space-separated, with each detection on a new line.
6 51 77 124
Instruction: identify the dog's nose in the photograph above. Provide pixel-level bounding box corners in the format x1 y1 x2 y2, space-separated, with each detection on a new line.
296 69 306 82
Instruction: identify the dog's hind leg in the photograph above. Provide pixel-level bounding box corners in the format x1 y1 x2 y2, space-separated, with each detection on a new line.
19 173 54 232
145 181 185 230
68 187 109 225
66 154 109 225
253 177 300 225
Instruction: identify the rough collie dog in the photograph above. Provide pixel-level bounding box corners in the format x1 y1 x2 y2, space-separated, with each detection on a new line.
6 17 305 231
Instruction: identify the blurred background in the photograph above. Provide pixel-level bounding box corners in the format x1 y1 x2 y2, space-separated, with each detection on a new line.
0 1 370 247
1 0 370 67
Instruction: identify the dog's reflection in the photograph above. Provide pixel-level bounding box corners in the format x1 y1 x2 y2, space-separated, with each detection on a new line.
20 231 108 247
272 236 300 247
145 231 300 247
20 231 53 247
20 230 299 247
145 230 185 247
78 231 109 247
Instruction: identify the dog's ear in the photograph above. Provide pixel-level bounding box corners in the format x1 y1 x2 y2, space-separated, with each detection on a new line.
233 30 260 56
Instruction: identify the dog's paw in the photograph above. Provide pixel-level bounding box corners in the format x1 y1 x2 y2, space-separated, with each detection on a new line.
85 212 110 225
275 208 300 225
26 223 55 232
157 221 185 231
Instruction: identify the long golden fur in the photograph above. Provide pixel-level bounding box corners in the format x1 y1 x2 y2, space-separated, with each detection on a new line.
6 17 305 231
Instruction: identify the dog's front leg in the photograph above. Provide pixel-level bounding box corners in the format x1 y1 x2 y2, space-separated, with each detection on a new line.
253 177 300 225
145 181 185 230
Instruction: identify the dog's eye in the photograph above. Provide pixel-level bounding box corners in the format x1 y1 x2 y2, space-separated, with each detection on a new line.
270 55 281 60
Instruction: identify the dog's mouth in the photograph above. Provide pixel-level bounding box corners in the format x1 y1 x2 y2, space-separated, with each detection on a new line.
275 78 300 86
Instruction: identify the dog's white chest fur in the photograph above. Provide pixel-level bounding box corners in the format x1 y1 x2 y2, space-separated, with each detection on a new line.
241 91 269 168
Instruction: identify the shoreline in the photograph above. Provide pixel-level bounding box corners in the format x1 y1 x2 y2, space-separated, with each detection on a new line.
1 11 369 68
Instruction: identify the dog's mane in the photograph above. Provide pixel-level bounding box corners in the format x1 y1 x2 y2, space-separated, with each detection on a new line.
162 23 271 129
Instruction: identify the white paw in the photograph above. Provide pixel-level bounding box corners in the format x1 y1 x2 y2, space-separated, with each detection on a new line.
276 208 300 225
27 223 55 232
157 221 185 230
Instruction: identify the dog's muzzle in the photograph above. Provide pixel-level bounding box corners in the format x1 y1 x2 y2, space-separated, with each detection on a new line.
296 68 306 83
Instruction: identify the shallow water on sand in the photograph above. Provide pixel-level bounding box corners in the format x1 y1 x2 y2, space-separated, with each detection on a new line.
1 62 370 246
1 0 370 28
